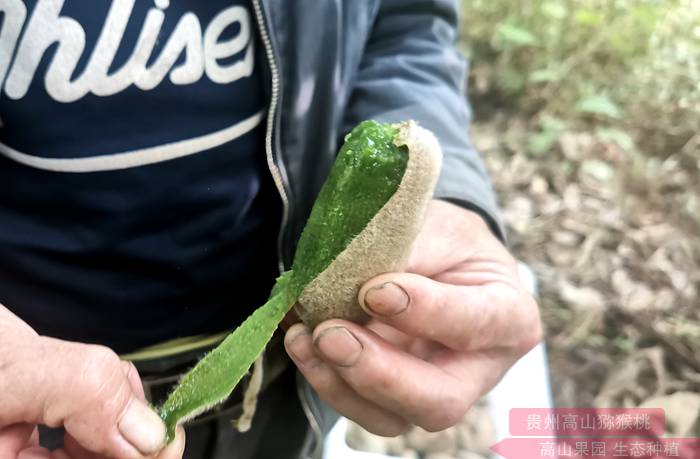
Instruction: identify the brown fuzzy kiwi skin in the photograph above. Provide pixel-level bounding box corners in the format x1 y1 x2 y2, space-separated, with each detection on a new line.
295 121 443 329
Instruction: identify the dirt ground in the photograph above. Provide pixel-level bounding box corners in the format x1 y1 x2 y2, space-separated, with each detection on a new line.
475 113 699 414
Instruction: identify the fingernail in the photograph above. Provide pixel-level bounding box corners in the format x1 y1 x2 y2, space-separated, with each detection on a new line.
314 326 363 367
118 398 166 455
362 282 409 316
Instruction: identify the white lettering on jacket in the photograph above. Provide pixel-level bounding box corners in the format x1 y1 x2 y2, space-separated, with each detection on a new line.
0 0 255 103
0 0 263 172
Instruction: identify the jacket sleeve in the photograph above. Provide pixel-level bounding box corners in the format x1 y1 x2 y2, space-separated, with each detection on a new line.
341 0 505 239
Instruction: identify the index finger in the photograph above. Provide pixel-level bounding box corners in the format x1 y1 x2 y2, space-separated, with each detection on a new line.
312 320 478 432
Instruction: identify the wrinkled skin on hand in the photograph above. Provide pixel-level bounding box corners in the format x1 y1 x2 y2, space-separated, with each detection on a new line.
0 306 185 459
284 199 542 436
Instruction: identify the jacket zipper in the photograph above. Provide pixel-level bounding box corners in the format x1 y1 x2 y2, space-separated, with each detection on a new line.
252 0 290 275
252 4 324 457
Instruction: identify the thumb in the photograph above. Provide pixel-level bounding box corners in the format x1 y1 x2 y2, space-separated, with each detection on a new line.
1 335 167 459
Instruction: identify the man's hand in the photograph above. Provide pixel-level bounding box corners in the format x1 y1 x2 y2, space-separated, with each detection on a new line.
0 306 185 459
284 199 542 436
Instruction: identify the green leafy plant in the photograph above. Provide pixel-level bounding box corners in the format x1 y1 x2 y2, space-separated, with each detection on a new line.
460 0 699 158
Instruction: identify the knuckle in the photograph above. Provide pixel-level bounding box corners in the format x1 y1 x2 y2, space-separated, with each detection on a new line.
356 359 397 395
516 297 543 354
79 345 124 398
420 280 447 317
49 344 132 437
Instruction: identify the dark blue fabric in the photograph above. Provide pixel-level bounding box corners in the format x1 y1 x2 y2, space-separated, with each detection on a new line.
0 0 280 353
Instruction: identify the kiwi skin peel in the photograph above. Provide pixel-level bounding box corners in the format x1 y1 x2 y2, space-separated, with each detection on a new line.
157 120 443 441
294 120 443 328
